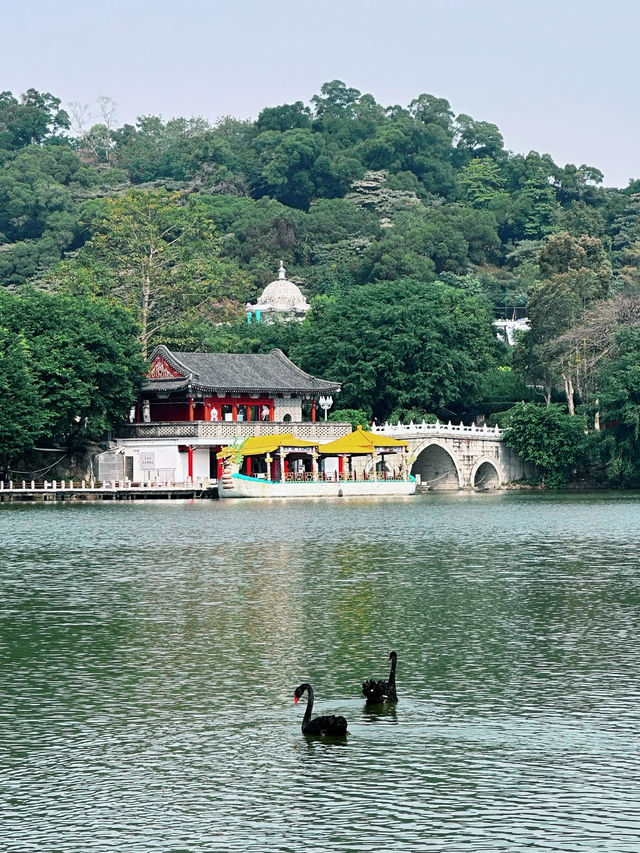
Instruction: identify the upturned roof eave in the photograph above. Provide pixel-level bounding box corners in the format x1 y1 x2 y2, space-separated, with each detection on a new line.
142 377 341 395
146 345 341 395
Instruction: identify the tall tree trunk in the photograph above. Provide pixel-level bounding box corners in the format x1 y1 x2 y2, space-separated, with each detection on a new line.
141 267 151 359
563 372 575 415
594 398 600 431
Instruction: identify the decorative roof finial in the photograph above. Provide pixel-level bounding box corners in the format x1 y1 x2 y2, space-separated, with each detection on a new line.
278 260 286 280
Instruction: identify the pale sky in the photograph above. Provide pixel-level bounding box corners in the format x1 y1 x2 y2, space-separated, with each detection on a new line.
3 0 638 187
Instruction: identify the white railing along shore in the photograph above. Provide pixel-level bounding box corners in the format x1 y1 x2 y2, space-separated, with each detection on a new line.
371 420 503 438
0 478 212 493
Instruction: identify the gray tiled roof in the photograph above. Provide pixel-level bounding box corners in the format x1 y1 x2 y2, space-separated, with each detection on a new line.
144 346 341 395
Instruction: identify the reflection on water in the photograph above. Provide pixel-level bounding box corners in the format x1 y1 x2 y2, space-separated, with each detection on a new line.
362 703 398 724
1 492 640 851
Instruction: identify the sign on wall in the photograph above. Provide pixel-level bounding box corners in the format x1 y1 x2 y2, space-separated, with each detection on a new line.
139 452 156 470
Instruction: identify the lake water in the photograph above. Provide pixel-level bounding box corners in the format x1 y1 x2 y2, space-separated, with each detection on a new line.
1 492 640 852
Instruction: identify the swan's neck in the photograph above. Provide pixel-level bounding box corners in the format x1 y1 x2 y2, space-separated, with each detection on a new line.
389 657 397 687
302 684 314 723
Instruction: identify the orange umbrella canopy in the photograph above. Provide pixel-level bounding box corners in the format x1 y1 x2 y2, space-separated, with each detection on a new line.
319 426 408 455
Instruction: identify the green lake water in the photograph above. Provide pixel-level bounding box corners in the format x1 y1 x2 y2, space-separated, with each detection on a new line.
1 492 640 852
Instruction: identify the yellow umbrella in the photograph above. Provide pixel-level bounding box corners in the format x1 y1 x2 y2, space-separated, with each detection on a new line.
217 433 320 459
319 425 408 455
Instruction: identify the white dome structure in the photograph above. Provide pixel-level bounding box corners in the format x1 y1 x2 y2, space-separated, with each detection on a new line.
246 262 311 323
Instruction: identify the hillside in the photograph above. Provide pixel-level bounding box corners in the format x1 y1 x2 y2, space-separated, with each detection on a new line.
2 82 640 485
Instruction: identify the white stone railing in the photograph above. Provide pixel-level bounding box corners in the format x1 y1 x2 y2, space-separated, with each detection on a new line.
115 420 351 441
0 478 212 493
371 420 503 439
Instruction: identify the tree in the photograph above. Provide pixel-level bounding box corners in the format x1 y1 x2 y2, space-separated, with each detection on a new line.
541 294 640 426
253 128 362 209
291 279 499 420
0 144 99 287
593 325 640 485
0 89 70 149
454 114 505 165
50 189 252 355
499 402 588 486
356 202 501 282
459 157 509 210
329 409 371 429
473 365 537 418
552 163 604 206
409 94 454 136
311 80 364 120
0 327 43 464
519 232 613 411
69 96 118 166
504 152 560 241
362 113 456 197
256 101 311 133
200 195 308 281
0 288 145 451
610 193 640 289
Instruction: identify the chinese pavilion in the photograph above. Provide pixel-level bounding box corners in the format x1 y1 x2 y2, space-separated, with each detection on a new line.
106 345 345 486
137 345 339 424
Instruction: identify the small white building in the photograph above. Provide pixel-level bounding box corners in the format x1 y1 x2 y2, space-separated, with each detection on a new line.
494 317 530 346
246 261 310 323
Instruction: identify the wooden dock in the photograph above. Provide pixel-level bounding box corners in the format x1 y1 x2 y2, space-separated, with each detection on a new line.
0 479 218 502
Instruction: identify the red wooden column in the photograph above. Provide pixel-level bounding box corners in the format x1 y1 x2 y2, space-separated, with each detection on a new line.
269 402 275 421
232 403 238 421
246 457 252 476
188 397 194 421
187 446 194 481
311 400 316 422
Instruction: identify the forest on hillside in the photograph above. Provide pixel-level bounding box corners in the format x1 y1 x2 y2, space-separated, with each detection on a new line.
2 82 640 486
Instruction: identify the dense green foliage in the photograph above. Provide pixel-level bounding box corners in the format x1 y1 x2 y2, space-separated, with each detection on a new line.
328 409 371 430
591 326 640 486
499 403 588 486
1 82 640 482
46 188 251 355
0 288 145 463
290 279 500 421
0 326 43 460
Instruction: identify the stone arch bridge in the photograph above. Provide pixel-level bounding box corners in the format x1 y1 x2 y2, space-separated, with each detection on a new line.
371 421 529 490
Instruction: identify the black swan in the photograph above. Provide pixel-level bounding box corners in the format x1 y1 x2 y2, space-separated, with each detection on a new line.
293 683 349 736
362 651 398 704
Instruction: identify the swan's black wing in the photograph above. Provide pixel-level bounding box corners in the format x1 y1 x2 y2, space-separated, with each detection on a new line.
303 714 348 736
362 678 388 702
363 678 397 703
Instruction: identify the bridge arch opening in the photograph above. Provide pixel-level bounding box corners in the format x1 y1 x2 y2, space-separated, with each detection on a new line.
412 443 460 490
473 460 500 490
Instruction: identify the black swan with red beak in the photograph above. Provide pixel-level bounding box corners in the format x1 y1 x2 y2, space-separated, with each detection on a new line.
362 651 398 704
293 683 349 736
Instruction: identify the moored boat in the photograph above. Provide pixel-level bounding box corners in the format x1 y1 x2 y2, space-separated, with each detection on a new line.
217 428 415 499
218 472 416 499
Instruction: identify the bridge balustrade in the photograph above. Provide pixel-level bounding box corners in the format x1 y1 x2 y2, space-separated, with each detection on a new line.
371 420 503 438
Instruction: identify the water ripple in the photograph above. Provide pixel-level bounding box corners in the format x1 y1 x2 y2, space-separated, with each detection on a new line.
1 494 640 851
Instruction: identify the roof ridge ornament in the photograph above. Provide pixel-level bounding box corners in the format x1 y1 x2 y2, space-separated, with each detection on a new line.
278 260 286 280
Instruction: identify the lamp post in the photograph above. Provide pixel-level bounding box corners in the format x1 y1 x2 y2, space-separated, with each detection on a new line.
319 395 333 422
